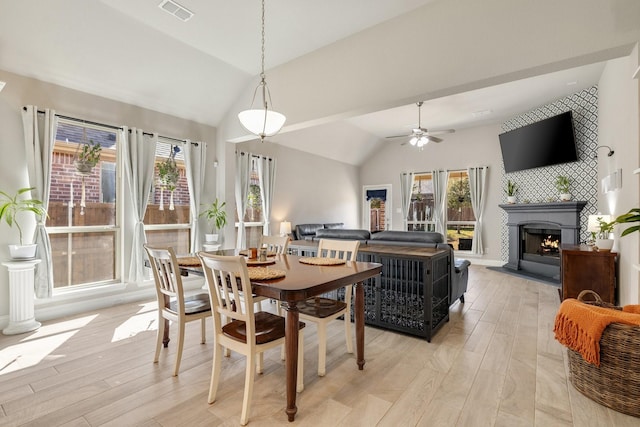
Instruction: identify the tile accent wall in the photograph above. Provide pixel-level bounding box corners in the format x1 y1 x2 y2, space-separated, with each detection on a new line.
500 86 599 262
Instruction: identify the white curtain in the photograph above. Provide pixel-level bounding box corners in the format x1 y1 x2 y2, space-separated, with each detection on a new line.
468 166 488 254
123 128 157 283
21 106 57 298
432 170 449 237
400 172 414 231
235 151 252 249
257 156 276 235
184 140 207 252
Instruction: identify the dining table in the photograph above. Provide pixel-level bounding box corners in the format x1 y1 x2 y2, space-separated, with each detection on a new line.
176 249 382 422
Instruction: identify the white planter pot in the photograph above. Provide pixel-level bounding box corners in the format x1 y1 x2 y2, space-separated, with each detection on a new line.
8 244 38 260
204 234 219 243
507 196 516 204
595 238 614 251
559 193 571 201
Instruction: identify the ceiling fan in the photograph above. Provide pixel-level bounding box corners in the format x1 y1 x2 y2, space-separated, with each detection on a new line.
386 101 455 147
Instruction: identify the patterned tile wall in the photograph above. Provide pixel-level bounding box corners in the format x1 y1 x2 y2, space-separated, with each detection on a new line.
500 86 599 261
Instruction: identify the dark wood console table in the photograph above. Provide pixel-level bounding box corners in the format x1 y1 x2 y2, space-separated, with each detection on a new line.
288 240 451 341
560 244 617 304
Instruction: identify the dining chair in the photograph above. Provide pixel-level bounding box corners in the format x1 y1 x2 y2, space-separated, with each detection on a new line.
258 234 290 311
258 234 289 254
144 244 212 377
297 238 360 376
198 252 305 426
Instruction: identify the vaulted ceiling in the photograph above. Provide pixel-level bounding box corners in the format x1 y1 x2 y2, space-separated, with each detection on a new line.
1 0 636 165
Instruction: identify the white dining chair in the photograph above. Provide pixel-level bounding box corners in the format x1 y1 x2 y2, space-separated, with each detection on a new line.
297 238 360 376
198 251 305 426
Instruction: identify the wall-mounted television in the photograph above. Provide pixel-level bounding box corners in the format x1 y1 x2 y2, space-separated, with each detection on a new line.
499 111 578 173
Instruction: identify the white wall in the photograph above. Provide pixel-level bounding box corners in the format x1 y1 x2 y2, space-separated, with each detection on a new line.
0 69 218 323
360 124 504 264
598 47 640 305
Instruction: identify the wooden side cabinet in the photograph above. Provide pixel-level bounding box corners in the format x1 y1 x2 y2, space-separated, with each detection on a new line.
560 244 617 304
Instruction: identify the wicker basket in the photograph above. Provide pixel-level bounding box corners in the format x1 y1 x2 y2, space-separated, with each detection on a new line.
567 290 640 417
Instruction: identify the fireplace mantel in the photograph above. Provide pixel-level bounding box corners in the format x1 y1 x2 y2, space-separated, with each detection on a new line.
499 201 587 214
500 201 587 279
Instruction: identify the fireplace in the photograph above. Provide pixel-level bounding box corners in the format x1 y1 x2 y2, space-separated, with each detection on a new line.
521 224 561 266
500 201 586 280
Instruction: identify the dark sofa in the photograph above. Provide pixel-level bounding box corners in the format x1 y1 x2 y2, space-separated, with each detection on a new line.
311 228 470 305
294 223 344 240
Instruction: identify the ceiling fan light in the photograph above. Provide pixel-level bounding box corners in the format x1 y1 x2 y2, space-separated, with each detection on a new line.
238 109 286 137
409 136 418 146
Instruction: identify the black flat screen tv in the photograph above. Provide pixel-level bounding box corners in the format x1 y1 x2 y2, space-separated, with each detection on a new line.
499 111 578 173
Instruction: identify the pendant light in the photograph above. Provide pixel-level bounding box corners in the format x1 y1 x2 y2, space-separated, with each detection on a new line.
238 0 286 141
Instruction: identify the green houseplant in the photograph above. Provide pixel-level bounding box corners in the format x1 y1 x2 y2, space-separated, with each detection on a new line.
555 175 571 201
505 180 517 203
157 145 180 210
74 139 102 175
0 187 47 258
594 216 615 251
613 208 640 237
200 199 227 243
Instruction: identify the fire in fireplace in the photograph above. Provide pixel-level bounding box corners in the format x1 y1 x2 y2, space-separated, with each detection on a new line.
521 225 562 266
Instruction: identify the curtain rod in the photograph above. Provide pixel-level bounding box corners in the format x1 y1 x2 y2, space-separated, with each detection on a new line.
29 107 197 146
404 167 489 175
236 151 273 161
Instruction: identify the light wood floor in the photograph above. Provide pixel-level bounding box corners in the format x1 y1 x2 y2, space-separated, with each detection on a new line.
1 266 638 426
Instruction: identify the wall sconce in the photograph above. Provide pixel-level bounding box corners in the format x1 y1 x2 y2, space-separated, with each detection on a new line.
594 145 615 158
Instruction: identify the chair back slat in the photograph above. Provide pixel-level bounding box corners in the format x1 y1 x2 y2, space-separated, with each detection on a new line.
198 253 255 336
144 245 185 309
259 235 289 254
317 239 360 261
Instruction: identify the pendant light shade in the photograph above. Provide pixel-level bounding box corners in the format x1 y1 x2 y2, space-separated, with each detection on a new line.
238 0 285 141
238 107 286 138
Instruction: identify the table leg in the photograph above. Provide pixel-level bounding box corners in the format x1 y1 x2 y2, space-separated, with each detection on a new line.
355 281 365 370
282 301 299 422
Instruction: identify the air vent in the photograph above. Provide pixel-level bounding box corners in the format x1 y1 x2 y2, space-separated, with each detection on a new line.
158 0 194 22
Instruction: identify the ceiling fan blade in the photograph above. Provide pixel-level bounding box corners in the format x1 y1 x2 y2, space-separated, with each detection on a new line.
426 129 455 136
385 134 411 139
427 135 443 143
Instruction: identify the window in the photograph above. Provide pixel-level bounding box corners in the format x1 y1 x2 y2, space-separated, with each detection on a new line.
407 173 435 232
236 157 264 248
144 139 191 254
48 121 121 289
446 170 475 250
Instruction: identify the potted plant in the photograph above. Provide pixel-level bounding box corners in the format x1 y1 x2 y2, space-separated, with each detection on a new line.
0 187 47 259
200 199 227 243
555 175 571 201
594 216 615 251
157 145 180 210
74 139 102 175
505 180 517 203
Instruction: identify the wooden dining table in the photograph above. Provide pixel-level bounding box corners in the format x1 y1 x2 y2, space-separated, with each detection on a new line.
177 250 382 422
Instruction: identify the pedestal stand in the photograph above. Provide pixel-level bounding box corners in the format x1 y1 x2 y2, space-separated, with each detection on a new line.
2 259 41 335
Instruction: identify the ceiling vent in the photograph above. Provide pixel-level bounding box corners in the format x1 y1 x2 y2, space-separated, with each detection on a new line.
158 0 194 22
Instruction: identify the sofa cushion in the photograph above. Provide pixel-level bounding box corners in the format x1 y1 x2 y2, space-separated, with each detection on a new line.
315 228 370 241
323 222 344 229
295 223 324 240
371 230 444 244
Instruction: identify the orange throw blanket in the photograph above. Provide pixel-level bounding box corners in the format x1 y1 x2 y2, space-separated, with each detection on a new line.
623 305 640 314
554 298 640 366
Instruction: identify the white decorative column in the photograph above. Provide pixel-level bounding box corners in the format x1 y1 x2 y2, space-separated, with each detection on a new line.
2 259 41 335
